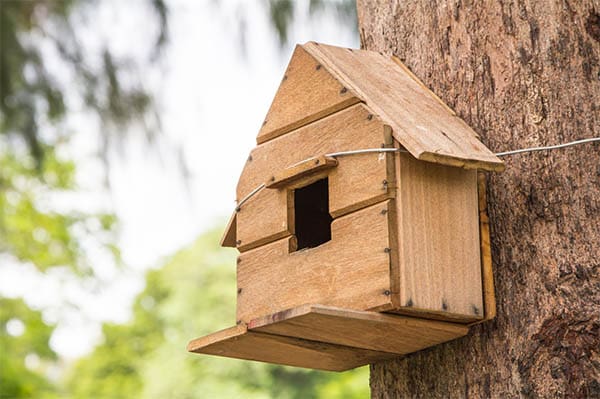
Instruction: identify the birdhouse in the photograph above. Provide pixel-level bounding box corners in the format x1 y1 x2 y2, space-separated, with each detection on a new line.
188 42 504 371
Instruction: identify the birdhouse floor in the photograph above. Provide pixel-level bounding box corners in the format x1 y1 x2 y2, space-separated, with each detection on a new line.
187 304 469 371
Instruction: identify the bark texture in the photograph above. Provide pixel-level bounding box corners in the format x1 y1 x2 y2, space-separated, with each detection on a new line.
358 1 600 398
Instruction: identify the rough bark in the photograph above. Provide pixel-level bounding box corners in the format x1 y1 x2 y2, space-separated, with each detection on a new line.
357 1 600 398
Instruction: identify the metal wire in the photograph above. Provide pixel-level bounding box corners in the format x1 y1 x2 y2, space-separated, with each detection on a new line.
235 183 265 211
326 148 407 157
495 137 600 157
234 137 600 211
235 148 401 211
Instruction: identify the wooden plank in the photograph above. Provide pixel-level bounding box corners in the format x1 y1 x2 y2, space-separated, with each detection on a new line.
249 305 469 355
187 323 397 372
383 127 401 311
237 104 392 252
303 42 504 172
236 188 292 252
265 156 338 189
393 152 484 321
477 171 496 322
237 200 393 323
390 56 459 121
256 45 360 145
220 212 237 248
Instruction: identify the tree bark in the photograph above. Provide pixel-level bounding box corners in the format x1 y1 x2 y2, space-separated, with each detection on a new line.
357 1 600 397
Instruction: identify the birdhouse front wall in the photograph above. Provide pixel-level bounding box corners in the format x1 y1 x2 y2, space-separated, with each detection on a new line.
237 200 395 323
255 45 361 145
235 104 394 252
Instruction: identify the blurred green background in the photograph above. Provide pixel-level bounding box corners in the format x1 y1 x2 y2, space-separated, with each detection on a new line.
0 1 367 398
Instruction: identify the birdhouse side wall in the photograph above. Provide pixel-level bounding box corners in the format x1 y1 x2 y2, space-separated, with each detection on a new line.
391 153 483 322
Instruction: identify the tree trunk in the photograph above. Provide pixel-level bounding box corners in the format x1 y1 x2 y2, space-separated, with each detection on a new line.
357 1 600 397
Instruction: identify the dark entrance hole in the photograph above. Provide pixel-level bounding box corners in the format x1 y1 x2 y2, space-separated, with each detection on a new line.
293 178 332 251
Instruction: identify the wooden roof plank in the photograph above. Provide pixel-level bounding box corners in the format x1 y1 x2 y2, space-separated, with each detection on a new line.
303 42 504 172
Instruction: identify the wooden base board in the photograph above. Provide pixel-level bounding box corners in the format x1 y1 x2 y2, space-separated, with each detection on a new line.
188 305 469 372
187 324 396 372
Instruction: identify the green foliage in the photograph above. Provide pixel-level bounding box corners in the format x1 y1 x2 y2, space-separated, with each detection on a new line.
0 1 166 395
0 0 170 274
0 298 57 399
65 227 368 398
268 0 295 45
0 0 71 161
0 0 167 166
0 142 118 274
267 0 358 46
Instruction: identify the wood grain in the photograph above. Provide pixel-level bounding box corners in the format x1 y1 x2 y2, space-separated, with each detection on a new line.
237 104 392 252
477 172 496 322
256 45 360 145
265 155 338 189
393 152 483 321
249 304 469 355
383 127 401 309
302 42 504 172
187 323 397 372
236 188 292 252
237 201 393 323
390 55 458 120
220 212 237 248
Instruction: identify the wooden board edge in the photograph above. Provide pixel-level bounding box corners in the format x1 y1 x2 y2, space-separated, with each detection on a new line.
470 172 497 325
384 126 402 309
413 149 505 172
365 301 396 313
256 97 362 145
247 303 320 329
237 230 291 253
265 155 338 189
302 42 362 101
387 306 483 324
187 324 247 353
249 304 468 335
329 193 391 220
188 319 398 372
220 212 237 248
248 304 469 356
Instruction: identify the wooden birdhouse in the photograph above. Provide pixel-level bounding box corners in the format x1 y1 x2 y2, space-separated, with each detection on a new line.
188 42 504 371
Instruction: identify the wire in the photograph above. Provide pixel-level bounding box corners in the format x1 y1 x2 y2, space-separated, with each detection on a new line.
325 148 408 157
495 137 600 157
234 137 600 211
235 183 265 211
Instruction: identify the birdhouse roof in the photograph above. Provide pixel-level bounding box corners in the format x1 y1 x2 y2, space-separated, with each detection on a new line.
257 42 503 172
